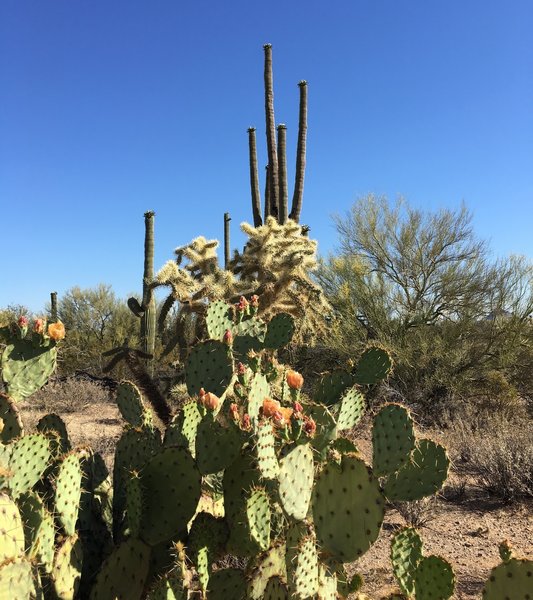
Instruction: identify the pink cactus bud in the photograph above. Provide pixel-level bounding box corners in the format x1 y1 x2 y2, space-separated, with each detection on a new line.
293 401 304 414
242 414 251 430
17 316 29 327
303 416 317 437
237 362 246 375
223 329 233 344
33 318 45 334
250 294 259 307
198 390 219 411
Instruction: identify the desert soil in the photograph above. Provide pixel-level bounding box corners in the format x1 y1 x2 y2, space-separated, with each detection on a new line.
19 395 532 600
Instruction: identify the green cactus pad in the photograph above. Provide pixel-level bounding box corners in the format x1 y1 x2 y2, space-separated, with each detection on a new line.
207 568 247 600
312 453 385 562
278 442 314 520
331 437 359 454
246 487 271 551
146 571 186 600
195 414 242 475
89 538 150 600
139 447 201 546
125 471 143 537
185 339 234 397
255 420 279 479
1 338 57 400
247 543 287 600
314 369 355 406
353 346 392 385
164 400 202 454
206 300 233 340
55 452 83 536
317 561 338 600
384 439 449 502
335 385 365 430
233 317 267 361
373 403 416 477
391 527 424 596
413 555 455 600
52 534 83 600
305 402 337 453
188 512 228 592
286 531 319 599
482 557 533 599
17 491 55 573
116 381 153 427
263 576 289 599
0 393 23 443
8 433 51 499
113 425 161 535
248 373 270 423
0 557 33 600
36 413 71 455
0 492 25 562
263 312 295 349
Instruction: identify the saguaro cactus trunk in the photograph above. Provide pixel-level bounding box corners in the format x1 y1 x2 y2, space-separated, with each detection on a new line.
141 211 156 375
50 292 58 322
247 128 263 227
224 212 231 269
263 44 279 220
290 80 308 223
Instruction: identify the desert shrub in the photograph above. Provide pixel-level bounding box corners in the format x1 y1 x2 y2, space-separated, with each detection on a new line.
29 376 112 414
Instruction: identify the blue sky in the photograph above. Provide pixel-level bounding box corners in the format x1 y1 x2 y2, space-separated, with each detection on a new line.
1 1 532 313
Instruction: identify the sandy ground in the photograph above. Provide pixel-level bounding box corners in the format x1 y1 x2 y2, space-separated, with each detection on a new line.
19 394 532 600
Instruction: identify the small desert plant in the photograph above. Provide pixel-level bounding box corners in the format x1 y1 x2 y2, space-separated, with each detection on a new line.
29 376 112 413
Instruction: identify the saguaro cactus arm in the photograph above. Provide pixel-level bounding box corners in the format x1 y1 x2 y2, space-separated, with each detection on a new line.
263 44 279 219
277 124 288 224
247 128 263 227
290 80 308 223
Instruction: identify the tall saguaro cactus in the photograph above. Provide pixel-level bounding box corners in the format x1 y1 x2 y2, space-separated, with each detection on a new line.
248 45 308 225
140 211 156 375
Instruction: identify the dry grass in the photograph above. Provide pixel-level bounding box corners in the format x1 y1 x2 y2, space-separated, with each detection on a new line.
29 377 112 413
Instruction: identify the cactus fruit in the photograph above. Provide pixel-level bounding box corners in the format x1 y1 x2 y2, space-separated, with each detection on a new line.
312 453 385 562
0 392 23 442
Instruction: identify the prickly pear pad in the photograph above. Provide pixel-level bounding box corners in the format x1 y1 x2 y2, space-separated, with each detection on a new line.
125 472 143 537
246 487 271 551
146 571 187 600
335 385 365 430
185 339 233 397
233 317 267 361
37 413 71 455
353 346 392 385
255 420 279 479
372 404 416 477
384 439 449 502
413 555 455 600
205 300 233 340
317 561 338 600
116 381 152 427
278 442 314 520
195 414 242 474
1 338 57 400
139 447 201 546
188 512 229 591
89 538 150 600
248 372 270 423
263 576 289 600
164 400 202 454
0 492 25 562
482 557 533 600
17 491 55 573
391 527 424 596
52 533 83 600
312 453 385 562
8 433 51 499
314 369 355 406
0 557 34 600
286 527 319 599
305 402 337 453
247 543 287 600
0 393 23 443
264 312 295 349
207 568 247 600
55 452 83 536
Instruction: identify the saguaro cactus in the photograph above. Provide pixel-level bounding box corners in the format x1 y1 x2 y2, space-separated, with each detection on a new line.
140 211 156 374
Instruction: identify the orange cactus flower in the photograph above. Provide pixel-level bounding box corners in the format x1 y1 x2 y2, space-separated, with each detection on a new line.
272 407 294 428
262 397 281 418
48 321 66 341
286 370 304 390
198 388 219 411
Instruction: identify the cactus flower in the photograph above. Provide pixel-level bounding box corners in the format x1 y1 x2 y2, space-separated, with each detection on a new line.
303 416 316 437
229 402 239 422
198 388 219 411
33 318 45 334
286 370 304 390
48 321 66 341
272 407 294 428
262 397 281 418
242 413 251 430
17 316 29 327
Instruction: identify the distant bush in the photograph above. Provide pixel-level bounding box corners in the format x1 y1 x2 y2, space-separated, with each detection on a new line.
29 376 111 414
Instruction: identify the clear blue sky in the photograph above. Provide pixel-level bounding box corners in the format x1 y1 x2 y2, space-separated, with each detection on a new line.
1 1 532 313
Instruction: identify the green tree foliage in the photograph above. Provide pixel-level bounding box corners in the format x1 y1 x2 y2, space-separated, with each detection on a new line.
55 284 140 375
317 196 533 410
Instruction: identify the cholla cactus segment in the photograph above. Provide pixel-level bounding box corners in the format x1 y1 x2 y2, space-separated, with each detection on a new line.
139 447 201 546
373 404 416 477
55 452 83 536
8 433 51 499
207 568 247 600
413 555 455 600
0 558 34 599
383 439 449 502
0 392 23 443
52 533 83 600
353 346 393 385
116 381 153 428
312 453 385 562
0 492 25 562
391 527 424 596
482 554 533 599
278 442 314 520
89 538 150 600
